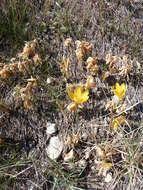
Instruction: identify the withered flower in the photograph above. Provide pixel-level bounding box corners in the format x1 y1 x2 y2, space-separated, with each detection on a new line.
0 68 9 79
33 54 42 65
24 99 33 109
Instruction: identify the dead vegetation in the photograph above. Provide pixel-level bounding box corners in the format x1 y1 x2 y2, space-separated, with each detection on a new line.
0 0 143 189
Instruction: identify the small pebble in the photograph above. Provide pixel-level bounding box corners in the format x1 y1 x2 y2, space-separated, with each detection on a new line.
47 77 52 84
85 147 91 160
91 165 95 171
82 132 88 141
46 122 57 135
78 159 87 167
105 173 112 183
94 127 98 136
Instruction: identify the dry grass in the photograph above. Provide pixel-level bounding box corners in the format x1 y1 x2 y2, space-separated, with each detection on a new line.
0 0 143 189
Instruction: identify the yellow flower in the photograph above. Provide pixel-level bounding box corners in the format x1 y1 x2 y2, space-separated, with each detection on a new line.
112 83 126 100
67 85 89 105
112 115 126 131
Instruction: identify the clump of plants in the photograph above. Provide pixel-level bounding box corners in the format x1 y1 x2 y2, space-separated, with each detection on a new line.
0 39 42 109
59 38 132 113
57 37 142 182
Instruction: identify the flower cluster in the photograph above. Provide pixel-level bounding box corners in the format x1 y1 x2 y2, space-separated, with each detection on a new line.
67 84 89 112
59 38 129 132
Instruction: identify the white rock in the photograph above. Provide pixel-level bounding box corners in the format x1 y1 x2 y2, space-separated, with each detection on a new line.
47 77 52 84
46 122 57 135
85 147 91 160
78 159 87 167
46 136 63 160
94 127 98 136
105 173 112 183
91 166 95 171
82 132 88 141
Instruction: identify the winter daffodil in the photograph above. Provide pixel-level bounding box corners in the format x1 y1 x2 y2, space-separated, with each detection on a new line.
67 84 89 111
67 85 89 104
112 83 126 101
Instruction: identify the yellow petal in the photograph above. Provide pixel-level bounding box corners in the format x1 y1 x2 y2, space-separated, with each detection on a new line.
121 83 126 93
67 85 89 105
67 85 74 101
112 121 118 131
74 87 89 104
115 82 120 89
112 83 126 100
102 162 112 169
74 86 82 98
112 115 126 131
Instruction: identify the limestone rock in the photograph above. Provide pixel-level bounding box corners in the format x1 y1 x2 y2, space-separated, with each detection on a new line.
46 122 57 135
46 136 63 160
